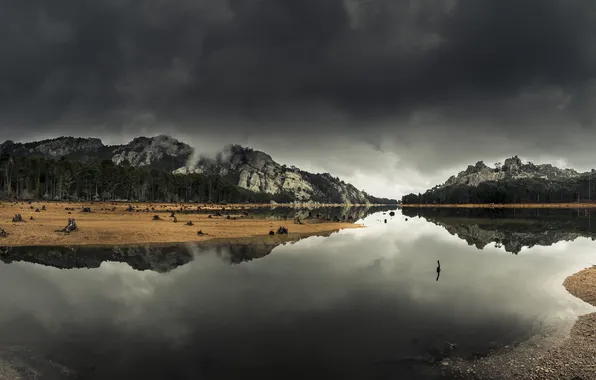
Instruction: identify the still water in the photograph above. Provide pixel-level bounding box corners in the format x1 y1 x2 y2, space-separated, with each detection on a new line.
0 208 595 379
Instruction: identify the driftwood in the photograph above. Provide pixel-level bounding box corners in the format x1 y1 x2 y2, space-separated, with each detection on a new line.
56 218 78 233
276 226 288 234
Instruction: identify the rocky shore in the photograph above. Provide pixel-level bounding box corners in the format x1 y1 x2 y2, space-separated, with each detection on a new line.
447 266 596 379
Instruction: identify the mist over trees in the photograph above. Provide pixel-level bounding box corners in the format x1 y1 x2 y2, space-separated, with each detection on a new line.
0 154 397 204
0 154 293 203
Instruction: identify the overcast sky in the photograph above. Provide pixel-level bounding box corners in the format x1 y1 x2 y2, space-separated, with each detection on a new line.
2 0 596 198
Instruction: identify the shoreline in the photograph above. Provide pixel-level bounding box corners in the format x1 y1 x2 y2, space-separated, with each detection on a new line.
401 203 596 209
448 266 596 379
0 201 366 247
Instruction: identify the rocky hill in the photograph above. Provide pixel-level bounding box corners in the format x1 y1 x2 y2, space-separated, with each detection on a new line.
0 135 193 171
402 156 592 204
0 136 395 204
175 145 387 203
441 156 580 188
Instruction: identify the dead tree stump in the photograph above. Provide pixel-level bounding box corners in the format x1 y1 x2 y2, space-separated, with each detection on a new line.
56 218 78 233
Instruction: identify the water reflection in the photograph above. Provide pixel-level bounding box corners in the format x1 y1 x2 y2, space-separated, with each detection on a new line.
0 232 335 272
147 204 394 223
402 207 596 254
0 208 594 379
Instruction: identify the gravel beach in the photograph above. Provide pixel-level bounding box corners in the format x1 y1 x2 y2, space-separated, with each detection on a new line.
447 266 596 380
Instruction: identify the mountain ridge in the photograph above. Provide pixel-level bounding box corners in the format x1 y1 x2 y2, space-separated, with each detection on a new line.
402 156 595 204
0 135 396 204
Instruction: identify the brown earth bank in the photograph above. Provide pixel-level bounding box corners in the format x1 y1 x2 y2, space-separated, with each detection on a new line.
447 267 596 380
0 201 364 247
401 203 596 209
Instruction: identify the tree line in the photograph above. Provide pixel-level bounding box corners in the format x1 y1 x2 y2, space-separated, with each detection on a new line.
0 154 295 203
0 154 397 204
402 175 596 204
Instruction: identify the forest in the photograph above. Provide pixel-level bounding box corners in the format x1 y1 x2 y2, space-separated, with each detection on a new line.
401 175 596 205
0 154 295 203
0 154 396 204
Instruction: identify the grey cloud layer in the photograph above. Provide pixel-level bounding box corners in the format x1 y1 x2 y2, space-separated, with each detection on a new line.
2 0 596 185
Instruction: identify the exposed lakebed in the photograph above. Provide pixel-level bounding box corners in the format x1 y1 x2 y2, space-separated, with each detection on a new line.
0 208 594 379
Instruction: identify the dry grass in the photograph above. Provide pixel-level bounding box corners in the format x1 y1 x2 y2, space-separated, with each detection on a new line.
401 203 596 209
0 201 363 247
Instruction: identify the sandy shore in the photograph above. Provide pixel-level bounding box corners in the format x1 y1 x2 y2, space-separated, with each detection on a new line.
0 201 363 247
448 267 596 379
401 203 596 209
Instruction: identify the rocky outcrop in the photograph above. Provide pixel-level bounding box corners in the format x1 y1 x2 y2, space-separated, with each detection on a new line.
441 156 580 189
0 135 193 170
0 137 106 161
111 135 193 169
1 136 395 204
176 145 376 204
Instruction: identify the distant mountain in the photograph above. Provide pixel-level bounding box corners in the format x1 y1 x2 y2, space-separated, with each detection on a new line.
402 156 594 204
0 135 192 171
441 156 580 187
0 135 396 204
176 144 393 203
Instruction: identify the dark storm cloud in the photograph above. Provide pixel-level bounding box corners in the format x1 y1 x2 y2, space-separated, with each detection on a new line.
2 0 596 193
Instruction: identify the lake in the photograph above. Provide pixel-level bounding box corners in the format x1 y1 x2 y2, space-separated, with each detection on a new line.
0 207 594 379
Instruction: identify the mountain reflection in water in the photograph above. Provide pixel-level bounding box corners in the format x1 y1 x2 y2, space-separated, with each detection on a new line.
402 207 596 254
0 207 594 380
